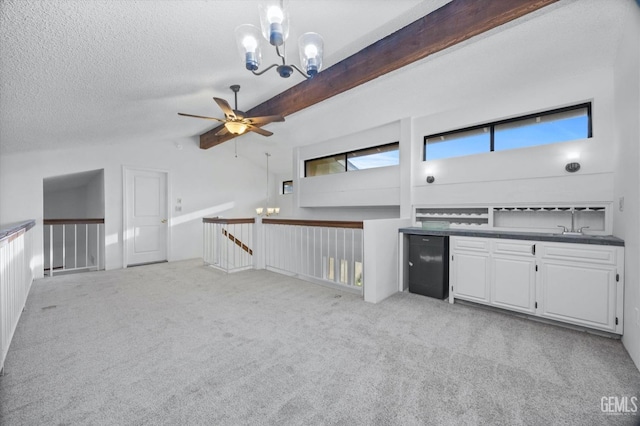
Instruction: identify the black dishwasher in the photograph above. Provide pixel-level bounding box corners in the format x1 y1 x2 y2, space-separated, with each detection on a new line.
408 235 449 299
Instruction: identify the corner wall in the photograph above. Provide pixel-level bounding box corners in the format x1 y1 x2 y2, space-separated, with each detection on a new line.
613 1 640 369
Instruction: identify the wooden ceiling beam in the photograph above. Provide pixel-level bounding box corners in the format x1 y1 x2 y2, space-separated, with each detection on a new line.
200 0 559 149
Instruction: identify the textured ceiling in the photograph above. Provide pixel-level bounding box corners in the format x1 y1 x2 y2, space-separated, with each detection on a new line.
0 0 632 174
0 0 445 153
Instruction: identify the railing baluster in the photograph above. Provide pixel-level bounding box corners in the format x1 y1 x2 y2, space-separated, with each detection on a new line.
49 225 53 277
74 224 77 269
202 218 254 273
85 224 89 268
260 220 362 289
96 224 100 271
62 224 66 272
351 229 355 286
42 219 104 276
0 220 35 373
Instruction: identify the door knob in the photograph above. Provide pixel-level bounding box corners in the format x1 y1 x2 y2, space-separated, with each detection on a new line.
161 219 167 224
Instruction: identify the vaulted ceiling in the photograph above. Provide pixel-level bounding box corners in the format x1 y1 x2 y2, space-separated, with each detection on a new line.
0 0 631 174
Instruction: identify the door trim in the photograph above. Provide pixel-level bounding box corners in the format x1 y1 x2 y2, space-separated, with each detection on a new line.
122 166 171 268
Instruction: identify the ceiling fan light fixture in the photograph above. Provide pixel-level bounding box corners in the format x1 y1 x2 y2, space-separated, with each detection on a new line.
235 24 263 71
299 32 324 77
259 0 289 46
224 121 248 135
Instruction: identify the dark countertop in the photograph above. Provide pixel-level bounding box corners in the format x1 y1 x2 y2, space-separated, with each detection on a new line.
399 227 624 246
0 219 36 241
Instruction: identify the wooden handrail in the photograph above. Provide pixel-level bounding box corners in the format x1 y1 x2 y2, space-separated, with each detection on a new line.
203 217 255 224
0 219 36 242
43 218 105 225
262 218 363 229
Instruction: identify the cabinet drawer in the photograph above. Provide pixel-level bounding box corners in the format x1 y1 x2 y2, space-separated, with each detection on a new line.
491 239 535 257
451 237 489 252
540 243 617 266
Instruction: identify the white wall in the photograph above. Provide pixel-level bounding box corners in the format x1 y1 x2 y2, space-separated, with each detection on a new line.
412 67 616 207
44 187 87 219
43 170 105 219
363 218 412 303
294 121 402 214
85 171 105 219
0 138 268 278
613 2 640 370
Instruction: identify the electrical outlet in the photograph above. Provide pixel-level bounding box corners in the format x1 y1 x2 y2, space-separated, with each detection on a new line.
90 255 95 265
177 198 182 204
619 196 624 212
175 205 182 212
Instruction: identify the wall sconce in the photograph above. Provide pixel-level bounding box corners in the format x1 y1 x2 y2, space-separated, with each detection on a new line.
565 152 580 173
565 162 581 173
426 176 435 184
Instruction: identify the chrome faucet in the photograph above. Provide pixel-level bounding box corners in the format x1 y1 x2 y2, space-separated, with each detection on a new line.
557 207 589 235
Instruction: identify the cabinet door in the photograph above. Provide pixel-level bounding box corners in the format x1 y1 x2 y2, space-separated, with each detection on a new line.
539 260 617 332
451 251 490 303
490 239 537 314
491 255 536 314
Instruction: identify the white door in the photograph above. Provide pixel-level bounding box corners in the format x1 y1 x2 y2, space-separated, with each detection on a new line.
124 168 168 266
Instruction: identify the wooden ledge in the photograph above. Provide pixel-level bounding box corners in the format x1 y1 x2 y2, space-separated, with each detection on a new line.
44 218 105 225
262 218 363 229
203 217 256 224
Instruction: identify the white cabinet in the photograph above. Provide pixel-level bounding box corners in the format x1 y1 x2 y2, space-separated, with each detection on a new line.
491 240 537 314
452 253 490 303
538 243 623 334
449 236 624 334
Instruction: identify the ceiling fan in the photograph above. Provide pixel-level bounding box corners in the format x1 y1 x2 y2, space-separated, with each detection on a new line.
178 85 284 137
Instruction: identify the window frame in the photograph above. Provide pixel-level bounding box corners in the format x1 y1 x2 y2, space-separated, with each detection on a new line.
423 103 592 161
282 180 293 194
304 142 399 177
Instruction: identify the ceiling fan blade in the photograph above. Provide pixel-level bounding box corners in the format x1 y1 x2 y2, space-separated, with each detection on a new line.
214 97 237 120
246 115 285 125
215 126 229 136
178 112 225 122
246 124 273 137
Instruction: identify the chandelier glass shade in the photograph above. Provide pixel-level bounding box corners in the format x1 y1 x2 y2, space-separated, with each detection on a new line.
235 0 324 79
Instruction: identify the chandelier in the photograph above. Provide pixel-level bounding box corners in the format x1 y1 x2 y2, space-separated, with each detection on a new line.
256 153 280 216
235 0 324 79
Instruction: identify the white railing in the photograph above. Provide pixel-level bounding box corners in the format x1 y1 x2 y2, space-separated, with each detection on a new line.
1 219 35 373
263 219 364 293
43 219 104 277
203 218 254 273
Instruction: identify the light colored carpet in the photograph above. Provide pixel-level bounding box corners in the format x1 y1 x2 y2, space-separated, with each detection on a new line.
1 259 639 425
